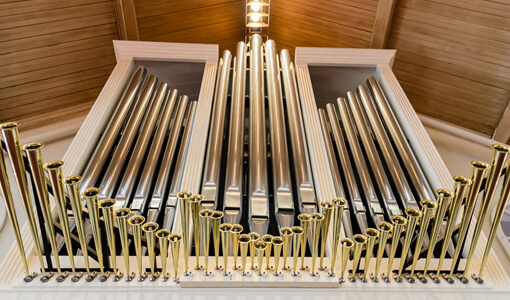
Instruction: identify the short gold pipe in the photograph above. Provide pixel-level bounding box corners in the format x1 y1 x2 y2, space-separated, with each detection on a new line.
465 145 509 279
189 194 203 270
142 222 159 278
156 229 171 281
127 215 146 280
291 226 304 276
255 241 267 276
248 232 260 270
24 143 63 279
219 223 233 275
169 233 182 281
449 161 488 279
319 201 333 270
310 212 324 276
1 123 46 278
114 208 132 281
82 188 106 277
363 228 379 279
410 200 437 278
231 224 243 270
386 215 406 277
298 213 311 270
330 198 347 276
272 236 284 276
199 209 213 275
437 176 471 276
280 227 293 270
374 221 392 280
397 208 421 278
352 234 367 277
239 234 251 276
211 211 224 270
177 191 192 275
261 234 274 270
423 189 453 275
340 238 354 281
98 198 119 279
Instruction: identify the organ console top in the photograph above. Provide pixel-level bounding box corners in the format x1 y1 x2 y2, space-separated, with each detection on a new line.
0 37 509 298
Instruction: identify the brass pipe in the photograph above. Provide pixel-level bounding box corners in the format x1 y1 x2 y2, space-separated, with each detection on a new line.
82 188 107 279
231 224 243 270
280 227 293 270
219 223 233 275
189 194 203 270
211 211 224 270
23 143 63 279
0 122 46 278
248 232 260 270
272 236 284 276
127 215 146 280
98 198 119 280
319 201 333 270
449 161 488 279
239 234 251 276
397 208 422 278
464 144 509 278
255 241 267 276
352 234 367 277
330 198 347 276
291 226 304 276
177 191 192 275
363 228 379 280
386 215 406 277
169 233 182 282
310 212 324 276
374 221 392 281
156 229 171 281
113 208 132 281
261 234 274 270
340 238 354 282
142 222 159 279
199 209 213 275
423 189 454 275
298 213 311 270
410 200 437 278
0 137 34 281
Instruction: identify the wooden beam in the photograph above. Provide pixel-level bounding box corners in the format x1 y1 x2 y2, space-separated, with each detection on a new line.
114 0 140 40
370 0 397 49
492 97 510 143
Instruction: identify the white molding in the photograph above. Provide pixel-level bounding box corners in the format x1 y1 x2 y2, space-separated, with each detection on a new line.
295 47 396 68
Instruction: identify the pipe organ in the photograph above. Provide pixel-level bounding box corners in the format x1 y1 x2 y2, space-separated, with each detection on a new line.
0 37 509 296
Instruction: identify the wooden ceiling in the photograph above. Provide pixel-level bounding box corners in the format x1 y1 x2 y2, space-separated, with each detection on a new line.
1 0 509 142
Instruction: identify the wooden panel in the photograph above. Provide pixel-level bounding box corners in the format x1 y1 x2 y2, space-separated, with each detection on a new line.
387 0 510 136
0 0 119 132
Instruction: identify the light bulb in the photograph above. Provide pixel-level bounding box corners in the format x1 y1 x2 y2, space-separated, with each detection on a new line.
250 13 261 22
250 2 262 12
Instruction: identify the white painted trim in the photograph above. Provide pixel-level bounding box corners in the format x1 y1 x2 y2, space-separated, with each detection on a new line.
295 47 396 68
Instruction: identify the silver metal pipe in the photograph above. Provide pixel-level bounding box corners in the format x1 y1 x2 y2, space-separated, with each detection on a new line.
346 91 401 217
281 50 316 215
367 77 435 201
81 66 147 189
98 75 158 199
114 82 169 208
202 50 232 210
224 42 247 225
248 34 269 234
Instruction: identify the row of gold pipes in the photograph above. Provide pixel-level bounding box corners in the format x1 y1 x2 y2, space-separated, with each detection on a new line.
1 120 510 284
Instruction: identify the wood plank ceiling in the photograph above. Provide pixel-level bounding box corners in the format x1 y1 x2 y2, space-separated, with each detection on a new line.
1 0 509 141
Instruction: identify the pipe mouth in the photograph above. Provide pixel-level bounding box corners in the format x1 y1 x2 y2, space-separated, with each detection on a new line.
155 229 171 238
453 175 471 185
376 221 392 232
390 215 406 225
319 201 334 211
142 222 159 232
168 233 182 242
255 241 267 250
340 238 354 248
98 198 116 208
239 234 251 243
311 212 325 221
248 232 260 241
63 175 82 185
114 208 131 218
471 161 489 169
128 215 145 225
365 228 379 238
492 144 509 153
333 198 347 207
22 142 44 151
219 223 233 232
297 213 311 222
280 227 293 236
271 236 283 245
189 194 204 203
199 209 213 218
261 234 273 243
211 211 224 219
353 234 367 244
420 199 437 210
176 191 193 200
81 187 101 198
0 122 18 130
291 226 304 235
436 188 454 199
405 208 422 218
44 160 64 170
231 224 244 233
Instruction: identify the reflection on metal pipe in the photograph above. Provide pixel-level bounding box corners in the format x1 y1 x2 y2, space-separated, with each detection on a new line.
113 208 132 281
98 198 120 280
